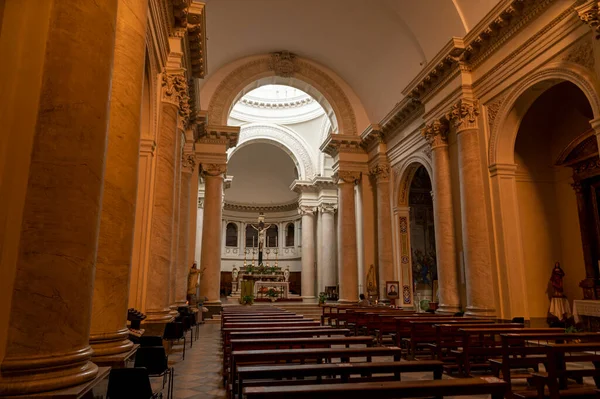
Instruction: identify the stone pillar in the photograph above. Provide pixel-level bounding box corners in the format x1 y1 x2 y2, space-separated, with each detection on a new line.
316 210 323 292
199 164 227 303
300 206 317 298
90 0 149 364
145 72 189 325
0 1 118 394
175 156 194 306
422 119 461 314
336 171 361 302
188 162 200 276
320 204 337 289
370 162 394 299
169 134 183 314
449 99 495 317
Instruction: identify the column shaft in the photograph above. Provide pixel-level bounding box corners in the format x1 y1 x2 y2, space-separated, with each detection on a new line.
187 165 200 275
176 168 192 306
0 0 118 394
90 0 149 361
199 166 225 303
169 135 182 313
321 208 337 289
371 164 394 298
300 208 316 298
337 172 360 302
145 100 179 323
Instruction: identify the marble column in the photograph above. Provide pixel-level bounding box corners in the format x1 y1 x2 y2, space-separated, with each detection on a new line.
199 164 226 303
449 99 496 317
337 171 361 302
320 204 337 289
370 162 395 299
300 206 317 298
422 119 461 314
0 1 118 394
169 134 183 314
175 157 194 306
187 161 200 273
90 0 149 363
145 72 189 324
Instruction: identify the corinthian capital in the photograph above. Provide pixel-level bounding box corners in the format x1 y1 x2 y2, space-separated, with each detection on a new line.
369 163 390 182
421 118 449 148
182 153 196 174
446 99 480 131
298 205 317 216
576 1 600 39
161 72 191 128
334 170 361 185
200 163 226 177
319 203 337 214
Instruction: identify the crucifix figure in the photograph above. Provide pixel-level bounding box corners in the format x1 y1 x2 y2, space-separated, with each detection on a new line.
250 212 271 265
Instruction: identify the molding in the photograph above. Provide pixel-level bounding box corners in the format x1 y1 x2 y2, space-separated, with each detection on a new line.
200 125 240 149
224 200 299 213
320 134 364 157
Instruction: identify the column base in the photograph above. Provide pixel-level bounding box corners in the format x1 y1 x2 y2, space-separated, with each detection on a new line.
90 328 134 359
0 347 98 396
464 305 496 318
436 304 462 315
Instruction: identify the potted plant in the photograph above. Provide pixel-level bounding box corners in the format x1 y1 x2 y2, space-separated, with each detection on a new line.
318 292 327 306
266 288 278 302
246 264 254 275
240 294 254 305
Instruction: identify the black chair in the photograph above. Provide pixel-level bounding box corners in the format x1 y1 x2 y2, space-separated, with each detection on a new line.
134 346 173 399
140 335 163 347
177 314 194 346
163 321 186 359
107 367 162 399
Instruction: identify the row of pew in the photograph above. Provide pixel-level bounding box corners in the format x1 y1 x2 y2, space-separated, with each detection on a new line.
221 305 514 398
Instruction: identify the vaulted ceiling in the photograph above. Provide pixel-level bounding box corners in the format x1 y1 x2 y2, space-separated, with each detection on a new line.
200 0 500 123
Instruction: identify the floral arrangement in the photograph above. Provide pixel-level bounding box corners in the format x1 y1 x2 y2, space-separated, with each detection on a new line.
266 288 279 298
241 294 254 305
318 292 327 304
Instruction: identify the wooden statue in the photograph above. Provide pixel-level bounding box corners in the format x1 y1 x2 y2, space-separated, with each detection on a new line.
550 261 565 298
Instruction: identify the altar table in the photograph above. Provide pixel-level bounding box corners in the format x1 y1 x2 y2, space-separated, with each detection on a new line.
254 281 289 298
573 299 600 323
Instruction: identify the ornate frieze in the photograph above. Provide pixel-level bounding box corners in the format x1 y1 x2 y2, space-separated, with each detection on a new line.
334 170 361 185
447 99 480 131
223 200 299 213
200 163 227 177
198 126 240 149
576 1 600 39
269 51 298 78
421 118 449 148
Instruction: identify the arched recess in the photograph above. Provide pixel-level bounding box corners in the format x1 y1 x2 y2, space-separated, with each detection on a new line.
228 123 316 180
488 62 600 320
392 154 434 308
205 54 364 135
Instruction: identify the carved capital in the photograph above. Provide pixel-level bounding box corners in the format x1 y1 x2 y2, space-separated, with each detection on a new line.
447 99 480 131
200 163 226 178
182 153 196 174
334 170 361 185
198 198 204 208
421 118 449 148
319 203 338 214
269 51 298 78
369 163 390 182
298 205 317 216
576 1 600 39
161 72 191 129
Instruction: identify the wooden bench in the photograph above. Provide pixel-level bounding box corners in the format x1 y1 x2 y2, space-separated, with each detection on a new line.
455 328 562 377
237 360 443 399
243 376 509 399
230 346 403 396
393 317 471 348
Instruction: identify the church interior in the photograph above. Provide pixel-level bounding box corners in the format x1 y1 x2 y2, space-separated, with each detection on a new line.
3 0 600 398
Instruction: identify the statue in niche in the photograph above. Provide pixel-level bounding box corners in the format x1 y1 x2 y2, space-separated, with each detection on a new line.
187 262 201 306
283 266 290 282
550 261 565 298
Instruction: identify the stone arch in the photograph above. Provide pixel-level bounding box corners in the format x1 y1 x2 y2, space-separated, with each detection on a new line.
228 123 316 180
394 153 433 207
489 61 600 166
207 54 360 135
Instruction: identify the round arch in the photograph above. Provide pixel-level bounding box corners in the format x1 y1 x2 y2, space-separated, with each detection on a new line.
489 61 600 166
205 54 364 135
228 123 316 180
394 153 434 207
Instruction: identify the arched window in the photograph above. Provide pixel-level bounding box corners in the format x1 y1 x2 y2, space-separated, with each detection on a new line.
245 225 258 248
225 223 238 247
266 225 278 247
285 223 295 247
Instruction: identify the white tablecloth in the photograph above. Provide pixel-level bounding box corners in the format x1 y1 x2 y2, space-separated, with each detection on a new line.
254 281 289 298
573 299 600 323
549 297 571 320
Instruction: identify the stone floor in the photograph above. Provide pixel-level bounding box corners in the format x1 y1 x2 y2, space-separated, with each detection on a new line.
154 322 594 399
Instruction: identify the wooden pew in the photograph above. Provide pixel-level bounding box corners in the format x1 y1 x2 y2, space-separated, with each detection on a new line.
392 316 470 348
230 346 403 396
237 360 443 399
456 328 562 377
243 376 509 399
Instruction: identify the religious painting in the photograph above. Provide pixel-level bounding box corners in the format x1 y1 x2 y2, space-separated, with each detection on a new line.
386 281 400 299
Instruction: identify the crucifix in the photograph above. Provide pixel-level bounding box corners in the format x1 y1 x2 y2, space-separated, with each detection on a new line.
250 213 272 265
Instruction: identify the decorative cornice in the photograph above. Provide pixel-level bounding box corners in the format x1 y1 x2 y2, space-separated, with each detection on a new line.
200 163 227 177
199 125 240 149
333 170 361 185
239 97 314 109
186 1 207 78
446 99 480 131
223 200 299 213
421 117 449 148
575 0 600 39
320 134 364 157
377 98 424 140
360 125 384 150
269 51 299 78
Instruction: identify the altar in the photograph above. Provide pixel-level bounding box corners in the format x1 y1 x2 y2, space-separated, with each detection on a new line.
254 281 290 299
573 300 600 328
